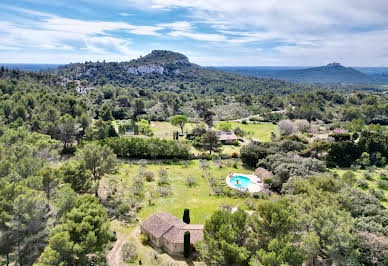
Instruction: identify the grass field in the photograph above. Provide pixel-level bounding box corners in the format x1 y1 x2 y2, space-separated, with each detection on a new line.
331 168 388 207
221 122 278 142
103 160 255 265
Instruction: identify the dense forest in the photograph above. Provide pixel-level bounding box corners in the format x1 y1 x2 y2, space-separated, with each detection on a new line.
0 51 387 265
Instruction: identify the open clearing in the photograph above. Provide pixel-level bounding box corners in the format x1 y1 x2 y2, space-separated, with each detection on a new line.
103 159 257 265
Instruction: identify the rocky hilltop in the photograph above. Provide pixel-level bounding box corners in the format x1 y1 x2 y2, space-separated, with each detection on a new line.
55 50 192 80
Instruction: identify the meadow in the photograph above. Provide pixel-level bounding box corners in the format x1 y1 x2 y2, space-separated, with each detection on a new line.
103 159 256 265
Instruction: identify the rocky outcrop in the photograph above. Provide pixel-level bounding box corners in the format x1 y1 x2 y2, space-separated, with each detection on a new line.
126 64 166 75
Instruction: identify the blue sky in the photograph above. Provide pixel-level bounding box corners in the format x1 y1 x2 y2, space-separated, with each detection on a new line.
1 0 387 66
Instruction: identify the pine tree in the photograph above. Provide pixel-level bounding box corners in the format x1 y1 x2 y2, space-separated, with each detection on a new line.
184 231 191 258
183 209 190 224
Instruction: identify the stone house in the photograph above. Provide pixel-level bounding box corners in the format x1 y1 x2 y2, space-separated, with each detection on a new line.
140 212 204 256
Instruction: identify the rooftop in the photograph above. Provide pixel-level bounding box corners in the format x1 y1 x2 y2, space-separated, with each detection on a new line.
141 212 204 244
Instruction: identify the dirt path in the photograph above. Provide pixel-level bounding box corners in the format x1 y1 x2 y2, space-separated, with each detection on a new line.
107 231 125 266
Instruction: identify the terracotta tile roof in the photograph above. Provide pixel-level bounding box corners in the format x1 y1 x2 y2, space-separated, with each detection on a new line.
216 131 238 141
140 212 204 244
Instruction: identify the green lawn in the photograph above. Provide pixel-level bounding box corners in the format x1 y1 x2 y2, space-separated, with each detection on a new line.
103 159 255 265
217 121 278 142
106 160 252 223
331 168 388 207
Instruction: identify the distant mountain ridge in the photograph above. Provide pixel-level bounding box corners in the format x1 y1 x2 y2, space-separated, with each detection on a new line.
54 50 311 94
217 63 388 84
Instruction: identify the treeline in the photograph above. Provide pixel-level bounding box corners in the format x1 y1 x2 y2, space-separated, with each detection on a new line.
0 126 116 265
196 172 388 265
103 137 191 159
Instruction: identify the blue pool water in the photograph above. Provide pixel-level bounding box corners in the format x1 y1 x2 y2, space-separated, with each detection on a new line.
230 175 251 188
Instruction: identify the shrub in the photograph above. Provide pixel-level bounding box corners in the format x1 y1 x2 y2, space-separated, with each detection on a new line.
295 119 310 133
139 233 148 244
368 188 385 200
185 176 197 187
157 185 171 197
278 120 296 135
363 172 373 181
144 171 155 182
121 242 137 263
234 127 246 137
342 171 357 186
150 250 159 264
380 172 388 181
104 137 191 159
242 119 247 124
377 180 388 190
357 179 369 189
232 140 240 146
158 169 169 185
231 152 238 158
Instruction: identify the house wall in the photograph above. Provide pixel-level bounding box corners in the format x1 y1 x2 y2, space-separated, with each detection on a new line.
140 226 161 247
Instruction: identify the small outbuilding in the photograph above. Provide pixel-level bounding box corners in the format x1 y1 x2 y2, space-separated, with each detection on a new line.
140 212 204 256
215 131 238 144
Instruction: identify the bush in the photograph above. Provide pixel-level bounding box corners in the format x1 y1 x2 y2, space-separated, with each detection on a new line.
231 152 238 158
157 185 171 197
329 133 351 142
368 188 385 200
150 250 159 264
185 176 197 187
240 142 269 168
342 171 357 186
232 140 240 146
380 172 388 181
278 120 296 135
234 127 247 137
104 137 191 159
363 172 373 181
121 242 137 263
158 169 169 185
144 171 155 182
357 179 369 189
377 180 388 190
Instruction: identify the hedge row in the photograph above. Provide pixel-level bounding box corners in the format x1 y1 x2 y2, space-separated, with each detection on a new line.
103 137 191 159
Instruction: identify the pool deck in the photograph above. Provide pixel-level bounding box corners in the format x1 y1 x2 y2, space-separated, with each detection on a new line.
226 173 264 193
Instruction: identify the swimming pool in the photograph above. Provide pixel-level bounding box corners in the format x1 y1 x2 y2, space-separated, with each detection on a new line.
229 175 252 189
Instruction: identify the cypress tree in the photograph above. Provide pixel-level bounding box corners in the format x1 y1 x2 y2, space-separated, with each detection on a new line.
183 208 190 224
184 231 191 258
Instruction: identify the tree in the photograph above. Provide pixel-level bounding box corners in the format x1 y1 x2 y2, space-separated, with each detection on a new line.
196 209 250 265
100 104 113 121
39 166 60 199
203 110 215 128
217 122 232 132
133 99 145 119
38 195 111 265
184 231 191 258
201 130 221 154
183 209 190 224
58 114 77 148
240 142 269 168
170 115 188 134
61 160 93 193
76 143 117 198
136 119 153 136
